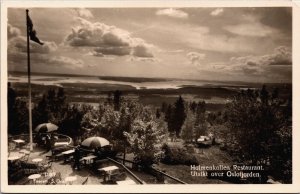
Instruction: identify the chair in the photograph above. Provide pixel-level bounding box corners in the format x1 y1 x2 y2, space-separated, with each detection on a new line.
8 142 16 156
20 152 30 162
109 168 126 182
51 145 70 156
24 143 33 149
21 154 29 162
21 161 39 169
45 172 62 185
24 168 40 175
54 172 62 184
43 161 52 171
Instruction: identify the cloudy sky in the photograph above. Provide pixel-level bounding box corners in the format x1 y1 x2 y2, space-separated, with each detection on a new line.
7 7 292 82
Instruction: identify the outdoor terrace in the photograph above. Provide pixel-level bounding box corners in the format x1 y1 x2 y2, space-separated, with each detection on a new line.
7 133 144 185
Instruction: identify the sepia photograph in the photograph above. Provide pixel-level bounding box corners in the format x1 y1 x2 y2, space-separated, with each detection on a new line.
1 1 299 193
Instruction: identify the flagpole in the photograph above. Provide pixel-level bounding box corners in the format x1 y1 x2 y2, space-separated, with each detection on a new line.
26 9 33 151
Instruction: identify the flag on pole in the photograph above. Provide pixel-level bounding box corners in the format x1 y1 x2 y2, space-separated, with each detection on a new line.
26 9 44 151
27 14 44 45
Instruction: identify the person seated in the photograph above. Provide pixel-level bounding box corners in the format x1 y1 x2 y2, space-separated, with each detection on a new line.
34 132 43 146
94 147 102 159
45 134 51 151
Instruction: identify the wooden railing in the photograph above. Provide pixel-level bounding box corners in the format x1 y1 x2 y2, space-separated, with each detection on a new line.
113 157 187 184
107 157 144 184
114 157 136 168
150 167 187 184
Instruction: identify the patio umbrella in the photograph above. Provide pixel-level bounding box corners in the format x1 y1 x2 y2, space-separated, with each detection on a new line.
81 137 110 149
34 123 58 133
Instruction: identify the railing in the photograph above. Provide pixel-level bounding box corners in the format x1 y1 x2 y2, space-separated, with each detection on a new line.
150 167 187 184
114 157 136 168
113 157 187 184
107 157 144 185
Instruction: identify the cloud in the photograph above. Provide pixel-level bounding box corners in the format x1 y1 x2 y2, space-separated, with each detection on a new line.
94 46 131 56
86 51 117 60
189 45 291 83
7 23 21 40
89 51 104 57
156 8 188 19
160 49 184 53
132 44 154 58
72 8 93 19
224 23 275 37
7 24 83 70
128 56 159 63
64 17 155 58
8 50 84 70
187 52 206 66
209 46 292 78
48 56 84 69
7 24 58 54
263 46 292 66
8 36 57 54
210 8 224 16
230 46 291 67
155 22 263 53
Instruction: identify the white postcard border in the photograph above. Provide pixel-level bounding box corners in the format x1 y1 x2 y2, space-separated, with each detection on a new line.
1 0 300 193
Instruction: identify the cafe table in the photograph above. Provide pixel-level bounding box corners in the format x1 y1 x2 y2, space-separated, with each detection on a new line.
116 179 136 185
13 139 25 149
32 158 43 165
65 176 77 185
99 166 119 172
80 155 97 165
28 173 41 184
98 165 119 182
8 155 21 161
54 142 69 147
62 149 75 162
19 149 30 155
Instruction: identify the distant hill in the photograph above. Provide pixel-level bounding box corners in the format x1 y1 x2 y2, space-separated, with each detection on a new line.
8 70 292 86
8 71 94 78
8 71 169 83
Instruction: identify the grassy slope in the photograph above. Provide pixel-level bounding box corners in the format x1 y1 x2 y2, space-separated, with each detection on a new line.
156 141 233 184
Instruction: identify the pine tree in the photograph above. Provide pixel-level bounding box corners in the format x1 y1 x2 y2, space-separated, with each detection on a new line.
161 102 168 113
173 96 186 137
194 101 207 140
113 90 122 111
180 109 195 142
156 108 161 119
165 104 174 132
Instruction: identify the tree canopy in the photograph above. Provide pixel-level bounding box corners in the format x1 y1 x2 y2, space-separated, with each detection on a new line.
226 86 292 183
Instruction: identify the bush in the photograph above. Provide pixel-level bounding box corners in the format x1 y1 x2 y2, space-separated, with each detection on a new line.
161 143 198 165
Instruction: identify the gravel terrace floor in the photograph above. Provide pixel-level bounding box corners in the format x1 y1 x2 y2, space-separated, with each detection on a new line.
9 146 139 185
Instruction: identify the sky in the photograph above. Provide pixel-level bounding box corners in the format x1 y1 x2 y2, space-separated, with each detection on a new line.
7 7 292 83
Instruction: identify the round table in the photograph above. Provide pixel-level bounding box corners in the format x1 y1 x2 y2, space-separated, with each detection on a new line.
8 155 21 161
28 174 41 184
19 150 30 154
32 158 43 163
13 139 25 149
65 176 77 185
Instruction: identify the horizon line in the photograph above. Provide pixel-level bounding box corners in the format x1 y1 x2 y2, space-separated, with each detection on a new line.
7 70 292 84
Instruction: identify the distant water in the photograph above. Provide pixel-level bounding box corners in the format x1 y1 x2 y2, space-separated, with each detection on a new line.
8 74 244 90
